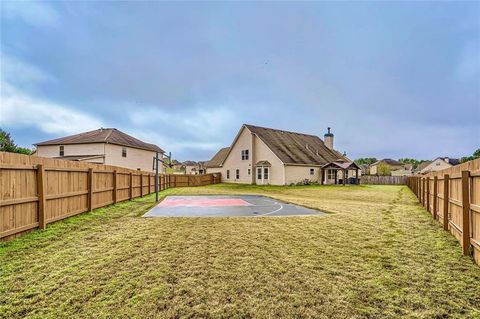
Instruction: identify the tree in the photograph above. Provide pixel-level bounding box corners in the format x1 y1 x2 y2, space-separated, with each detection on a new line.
0 129 33 155
377 163 391 176
354 157 377 165
398 158 427 169
460 149 480 163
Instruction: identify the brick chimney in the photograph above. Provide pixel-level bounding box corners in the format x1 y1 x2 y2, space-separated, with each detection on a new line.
324 127 334 150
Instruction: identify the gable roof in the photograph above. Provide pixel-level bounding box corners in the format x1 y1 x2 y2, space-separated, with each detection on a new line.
414 161 432 172
35 128 164 153
244 124 347 166
435 157 460 166
205 147 230 168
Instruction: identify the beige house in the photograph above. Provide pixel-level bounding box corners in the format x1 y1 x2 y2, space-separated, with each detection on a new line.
206 124 360 185
417 157 460 174
369 159 406 175
34 128 164 172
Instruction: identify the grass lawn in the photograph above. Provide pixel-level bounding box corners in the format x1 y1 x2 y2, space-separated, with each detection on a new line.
1 184 479 318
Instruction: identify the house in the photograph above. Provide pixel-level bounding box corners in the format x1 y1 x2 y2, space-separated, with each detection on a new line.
391 163 413 177
35 128 164 172
205 124 360 185
182 161 206 175
369 159 406 175
359 164 370 175
417 157 460 174
414 161 432 174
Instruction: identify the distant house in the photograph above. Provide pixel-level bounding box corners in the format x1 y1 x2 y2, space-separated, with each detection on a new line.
417 157 460 174
205 124 360 185
35 128 164 172
369 159 411 176
414 161 432 174
182 161 206 175
359 164 370 175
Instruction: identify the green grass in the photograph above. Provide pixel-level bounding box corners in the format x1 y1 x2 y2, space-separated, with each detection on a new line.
1 184 479 318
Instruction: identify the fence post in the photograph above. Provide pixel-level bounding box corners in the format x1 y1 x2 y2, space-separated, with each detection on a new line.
417 177 421 200
433 176 438 220
140 174 144 197
88 168 94 211
422 178 425 206
461 170 471 256
129 172 133 200
443 174 449 231
426 177 430 213
37 164 47 229
148 173 151 194
113 170 117 204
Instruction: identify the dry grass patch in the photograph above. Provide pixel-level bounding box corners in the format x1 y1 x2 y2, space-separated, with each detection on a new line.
1 184 479 318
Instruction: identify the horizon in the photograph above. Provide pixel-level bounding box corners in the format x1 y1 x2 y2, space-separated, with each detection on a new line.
1 1 479 161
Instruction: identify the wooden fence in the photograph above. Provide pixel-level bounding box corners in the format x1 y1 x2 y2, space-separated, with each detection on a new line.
407 158 480 265
0 152 221 241
360 175 407 185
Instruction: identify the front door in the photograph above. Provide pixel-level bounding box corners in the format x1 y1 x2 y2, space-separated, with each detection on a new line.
256 167 269 185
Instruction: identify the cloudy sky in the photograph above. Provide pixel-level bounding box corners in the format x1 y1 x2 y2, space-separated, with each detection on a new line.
1 1 479 161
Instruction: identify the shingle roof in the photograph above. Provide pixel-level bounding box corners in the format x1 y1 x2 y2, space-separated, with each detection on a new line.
205 147 230 168
36 128 164 153
415 161 432 172
437 157 460 165
244 124 346 165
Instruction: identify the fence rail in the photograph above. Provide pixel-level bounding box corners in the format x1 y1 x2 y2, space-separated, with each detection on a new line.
0 152 221 241
360 175 407 185
407 158 480 265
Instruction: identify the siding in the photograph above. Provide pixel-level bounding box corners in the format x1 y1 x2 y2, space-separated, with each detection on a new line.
220 127 253 183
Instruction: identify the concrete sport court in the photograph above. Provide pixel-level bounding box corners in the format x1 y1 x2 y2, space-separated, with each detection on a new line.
143 195 324 217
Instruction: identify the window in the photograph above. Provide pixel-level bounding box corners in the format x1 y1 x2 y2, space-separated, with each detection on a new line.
248 168 251 175
436 162 441 166
328 169 335 179
310 168 315 175
241 149 249 160
59 146 64 157
122 147 127 157
257 168 262 180
226 170 230 179
263 167 269 180
236 169 240 179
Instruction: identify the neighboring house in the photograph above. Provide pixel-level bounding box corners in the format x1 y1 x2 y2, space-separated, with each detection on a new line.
35 128 164 172
183 161 206 175
414 161 432 174
418 157 460 174
370 159 406 175
205 124 360 185
359 164 370 175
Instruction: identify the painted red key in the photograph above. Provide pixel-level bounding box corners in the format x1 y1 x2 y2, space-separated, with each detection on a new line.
159 198 251 207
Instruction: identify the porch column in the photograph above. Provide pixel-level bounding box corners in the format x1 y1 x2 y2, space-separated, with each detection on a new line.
355 169 359 185
343 169 347 186
334 170 338 184
320 168 324 185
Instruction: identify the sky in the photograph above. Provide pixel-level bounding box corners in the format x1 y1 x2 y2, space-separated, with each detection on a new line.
1 1 479 161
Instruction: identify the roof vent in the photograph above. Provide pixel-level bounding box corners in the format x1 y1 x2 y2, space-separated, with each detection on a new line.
305 143 309 150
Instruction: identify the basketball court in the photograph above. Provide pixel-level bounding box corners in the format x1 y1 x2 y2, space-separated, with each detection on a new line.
143 195 324 217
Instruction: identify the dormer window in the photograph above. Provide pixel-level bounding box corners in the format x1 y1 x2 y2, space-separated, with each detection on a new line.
59 146 64 157
122 147 127 157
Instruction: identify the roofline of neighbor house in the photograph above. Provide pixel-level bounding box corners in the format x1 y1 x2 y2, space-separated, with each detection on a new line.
35 141 164 154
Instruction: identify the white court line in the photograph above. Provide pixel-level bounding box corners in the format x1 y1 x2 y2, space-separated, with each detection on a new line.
255 202 284 216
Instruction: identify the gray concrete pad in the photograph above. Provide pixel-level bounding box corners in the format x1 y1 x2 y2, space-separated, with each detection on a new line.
143 195 324 217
